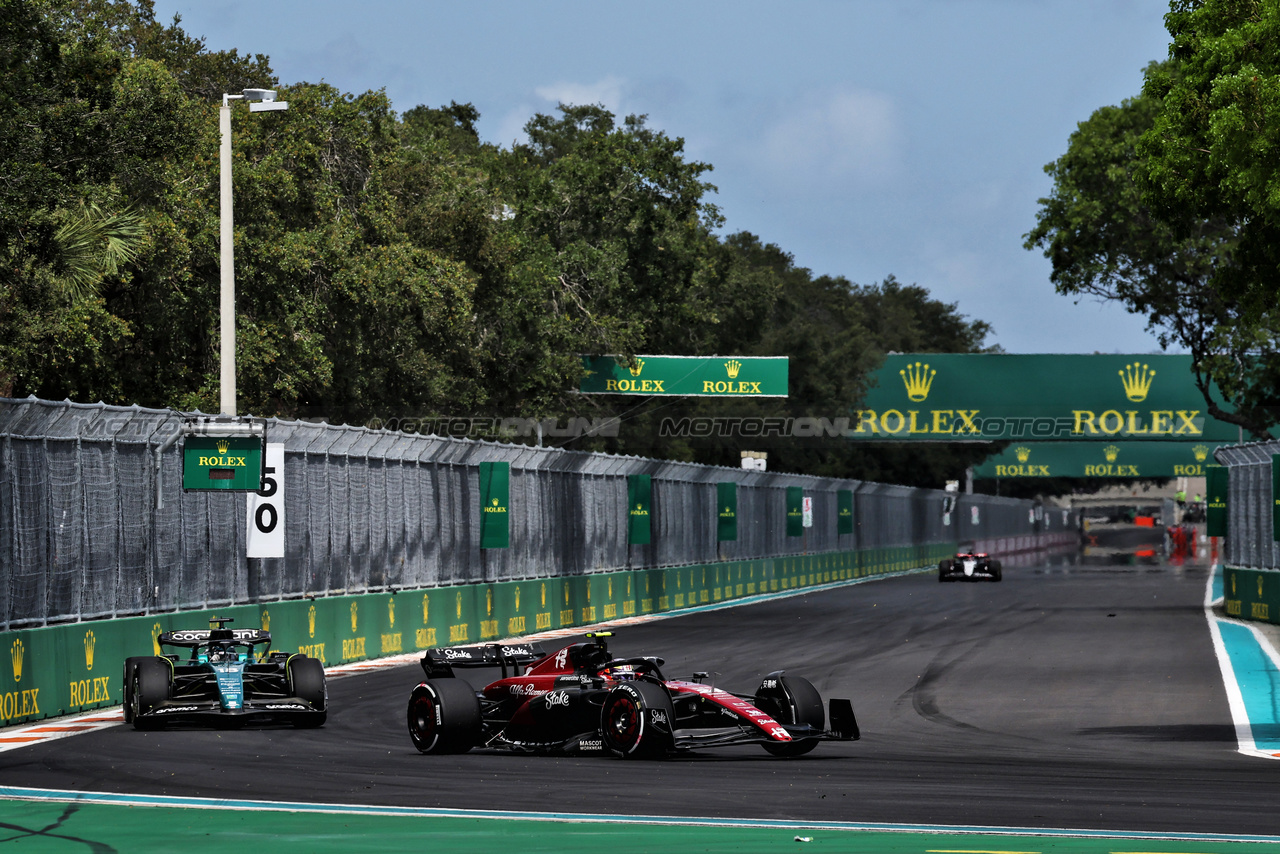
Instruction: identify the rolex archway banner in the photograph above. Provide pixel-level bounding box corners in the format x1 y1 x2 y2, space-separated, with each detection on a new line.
859 355 1248 442
974 441 1230 479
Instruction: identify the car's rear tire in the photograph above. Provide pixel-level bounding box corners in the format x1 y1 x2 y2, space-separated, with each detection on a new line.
408 679 481 754
600 681 675 758
132 658 171 730
756 673 824 757
121 657 146 724
289 656 327 728
990 559 1003 582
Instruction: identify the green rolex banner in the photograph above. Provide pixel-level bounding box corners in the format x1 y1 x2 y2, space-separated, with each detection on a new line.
1273 456 1280 542
716 482 738 542
628 474 652 545
786 486 804 537
479 462 510 549
837 489 854 535
1206 464 1228 538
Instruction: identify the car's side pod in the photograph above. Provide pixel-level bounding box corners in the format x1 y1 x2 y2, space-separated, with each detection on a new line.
829 699 860 740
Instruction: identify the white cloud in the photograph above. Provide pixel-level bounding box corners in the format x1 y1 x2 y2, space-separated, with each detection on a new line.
757 88 902 186
534 75 627 112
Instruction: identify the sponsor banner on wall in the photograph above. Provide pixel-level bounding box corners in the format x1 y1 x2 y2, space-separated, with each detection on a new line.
786 487 804 537
580 355 788 397
974 441 1229 479
627 474 652 545
859 354 1248 442
837 489 854 535
1206 465 1228 538
479 462 510 549
716 482 738 542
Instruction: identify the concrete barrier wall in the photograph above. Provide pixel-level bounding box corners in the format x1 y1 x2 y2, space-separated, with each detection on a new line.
1223 566 1280 625
1 542 962 727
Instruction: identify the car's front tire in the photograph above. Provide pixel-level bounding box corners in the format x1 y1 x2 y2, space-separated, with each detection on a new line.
408 678 481 754
600 681 675 758
288 656 327 728
755 673 825 757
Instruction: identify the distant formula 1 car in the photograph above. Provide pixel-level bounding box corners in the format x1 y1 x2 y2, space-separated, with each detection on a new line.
122 617 326 729
407 632 859 758
938 550 1002 582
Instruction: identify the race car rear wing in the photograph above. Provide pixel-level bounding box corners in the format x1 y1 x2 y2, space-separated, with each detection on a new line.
158 628 272 648
421 642 546 679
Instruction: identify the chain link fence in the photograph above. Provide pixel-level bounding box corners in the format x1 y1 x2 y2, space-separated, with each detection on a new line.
1215 442 1280 569
1 397 1067 628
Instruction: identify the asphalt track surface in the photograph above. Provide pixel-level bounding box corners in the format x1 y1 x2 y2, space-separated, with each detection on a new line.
3 541 1276 838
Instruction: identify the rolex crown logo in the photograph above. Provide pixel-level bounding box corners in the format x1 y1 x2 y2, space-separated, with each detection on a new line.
350 602 358 633
84 631 95 670
152 623 163 655
10 639 23 683
261 610 270 632
388 598 395 628
1014 446 1031 463
515 588 521 612
1104 445 1120 463
487 588 493 616
216 439 230 454
1193 444 1209 462
725 359 742 379
628 358 645 377
1119 361 1155 402
457 590 464 619
308 605 316 638
900 361 936 402
492 498 499 506
422 595 430 624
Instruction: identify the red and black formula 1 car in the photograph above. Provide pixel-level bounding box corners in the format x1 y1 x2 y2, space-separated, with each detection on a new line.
938 550 1002 582
406 632 859 758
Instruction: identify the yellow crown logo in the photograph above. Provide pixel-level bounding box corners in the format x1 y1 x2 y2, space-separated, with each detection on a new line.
486 588 493 616
1193 444 1209 462
541 583 547 609
1015 446 1031 463
628 358 645 377
216 439 230 454
11 639 23 683
1104 445 1120 463
1119 362 1155 402
422 594 430 624
308 605 316 638
350 601 358 633
514 587 521 613
457 590 464 619
151 623 163 655
83 630 95 670
388 598 395 628
725 359 742 379
492 498 499 506
900 361 936 402
261 610 270 632
564 582 571 606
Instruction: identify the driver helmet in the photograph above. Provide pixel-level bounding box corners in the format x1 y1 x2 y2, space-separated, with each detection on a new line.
606 663 637 682
208 644 229 662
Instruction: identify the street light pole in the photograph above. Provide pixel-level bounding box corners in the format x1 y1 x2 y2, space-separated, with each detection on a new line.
218 89 288 417
219 97 236 416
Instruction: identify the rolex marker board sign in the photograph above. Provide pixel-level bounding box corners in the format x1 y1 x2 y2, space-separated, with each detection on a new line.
580 355 788 397
181 419 266 491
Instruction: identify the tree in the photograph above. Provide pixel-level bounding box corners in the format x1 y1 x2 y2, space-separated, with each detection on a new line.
1027 41 1280 438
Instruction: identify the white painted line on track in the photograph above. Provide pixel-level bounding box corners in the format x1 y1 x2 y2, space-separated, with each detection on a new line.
1 784 1278 845
1203 564 1280 760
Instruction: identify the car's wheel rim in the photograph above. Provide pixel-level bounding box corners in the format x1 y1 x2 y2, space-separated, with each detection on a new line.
409 694 437 748
605 695 641 750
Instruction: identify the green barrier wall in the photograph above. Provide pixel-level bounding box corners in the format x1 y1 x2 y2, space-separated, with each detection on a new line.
1223 566 1280 625
0 543 956 727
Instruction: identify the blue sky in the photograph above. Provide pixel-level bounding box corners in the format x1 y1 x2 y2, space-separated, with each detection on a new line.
153 0 1175 355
